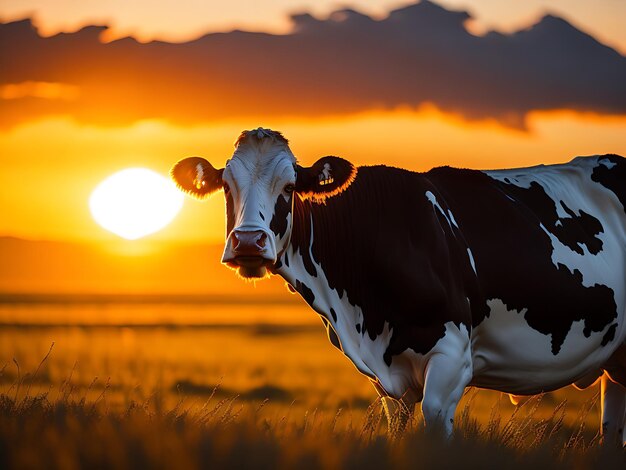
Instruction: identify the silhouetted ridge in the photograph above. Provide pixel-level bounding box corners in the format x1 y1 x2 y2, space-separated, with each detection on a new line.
1 0 625 129
388 0 470 27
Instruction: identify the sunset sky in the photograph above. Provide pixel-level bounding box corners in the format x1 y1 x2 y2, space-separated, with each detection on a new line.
1 0 625 252
1 5 623 455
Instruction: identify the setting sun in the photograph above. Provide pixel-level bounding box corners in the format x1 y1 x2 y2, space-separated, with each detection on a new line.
89 168 184 240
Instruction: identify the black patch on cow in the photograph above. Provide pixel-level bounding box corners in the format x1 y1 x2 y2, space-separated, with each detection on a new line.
284 250 290 267
290 198 318 278
592 155 626 211
259 211 265 221
290 166 472 363
270 194 291 239
321 317 342 351
329 308 337 322
226 192 235 235
301 250 318 277
273 193 319 276
427 164 617 354
602 323 618 346
556 202 603 255
487 180 604 258
295 280 315 306
356 323 361 334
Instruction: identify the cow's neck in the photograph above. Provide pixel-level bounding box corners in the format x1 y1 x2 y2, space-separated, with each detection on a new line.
274 193 378 377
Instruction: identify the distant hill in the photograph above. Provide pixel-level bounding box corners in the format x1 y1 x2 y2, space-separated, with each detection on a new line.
0 237 291 300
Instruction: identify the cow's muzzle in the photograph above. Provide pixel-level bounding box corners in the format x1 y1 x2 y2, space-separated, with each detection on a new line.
222 229 274 278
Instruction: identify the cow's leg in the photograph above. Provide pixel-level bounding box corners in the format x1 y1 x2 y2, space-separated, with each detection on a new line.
370 379 420 438
421 350 472 437
600 373 626 446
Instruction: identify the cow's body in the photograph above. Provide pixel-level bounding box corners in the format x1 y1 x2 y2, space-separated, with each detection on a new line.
172 129 626 442
275 157 626 395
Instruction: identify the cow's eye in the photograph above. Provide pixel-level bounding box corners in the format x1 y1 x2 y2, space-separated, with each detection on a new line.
284 184 295 194
223 182 230 194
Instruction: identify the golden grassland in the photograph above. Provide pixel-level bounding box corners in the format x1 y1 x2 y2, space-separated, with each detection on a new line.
0 388 624 470
1 360 624 470
0 304 624 468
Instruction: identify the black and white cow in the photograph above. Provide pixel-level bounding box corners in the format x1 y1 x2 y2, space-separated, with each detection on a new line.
172 128 626 442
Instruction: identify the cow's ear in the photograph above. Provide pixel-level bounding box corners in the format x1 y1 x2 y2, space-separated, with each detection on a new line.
171 157 224 199
296 156 357 203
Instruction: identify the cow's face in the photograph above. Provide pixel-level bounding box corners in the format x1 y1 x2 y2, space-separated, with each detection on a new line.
171 128 356 279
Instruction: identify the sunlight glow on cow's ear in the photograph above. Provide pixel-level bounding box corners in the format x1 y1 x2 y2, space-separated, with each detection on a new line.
296 156 357 203
170 157 224 199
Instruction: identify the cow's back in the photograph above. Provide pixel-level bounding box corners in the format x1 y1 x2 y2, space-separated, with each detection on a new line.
427 155 626 394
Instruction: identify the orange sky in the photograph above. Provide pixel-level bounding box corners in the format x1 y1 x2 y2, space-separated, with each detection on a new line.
1 109 625 244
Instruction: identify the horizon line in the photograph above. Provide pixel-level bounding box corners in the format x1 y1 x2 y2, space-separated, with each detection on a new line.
0 292 301 305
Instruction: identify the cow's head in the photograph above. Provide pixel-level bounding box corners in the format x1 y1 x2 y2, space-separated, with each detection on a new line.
171 128 356 279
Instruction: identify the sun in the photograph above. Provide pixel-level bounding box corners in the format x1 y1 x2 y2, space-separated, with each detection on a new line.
89 168 184 240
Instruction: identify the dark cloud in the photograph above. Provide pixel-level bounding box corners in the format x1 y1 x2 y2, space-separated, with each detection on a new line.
1 0 625 129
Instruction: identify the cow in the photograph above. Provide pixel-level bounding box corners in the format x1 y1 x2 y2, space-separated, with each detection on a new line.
171 127 626 443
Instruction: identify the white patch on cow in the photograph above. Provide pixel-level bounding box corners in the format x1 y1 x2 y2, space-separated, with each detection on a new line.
599 159 617 169
471 298 621 394
447 210 459 228
425 190 437 207
467 248 477 274
425 191 457 231
358 321 397 388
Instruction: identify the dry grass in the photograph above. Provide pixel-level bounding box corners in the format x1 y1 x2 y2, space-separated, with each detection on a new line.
1 347 624 469
0 303 624 469
1 382 624 469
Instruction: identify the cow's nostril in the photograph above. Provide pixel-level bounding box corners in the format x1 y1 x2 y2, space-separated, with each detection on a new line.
232 233 240 250
256 233 267 248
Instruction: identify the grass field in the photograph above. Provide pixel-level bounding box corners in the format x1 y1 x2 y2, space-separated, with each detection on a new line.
1 302 624 468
